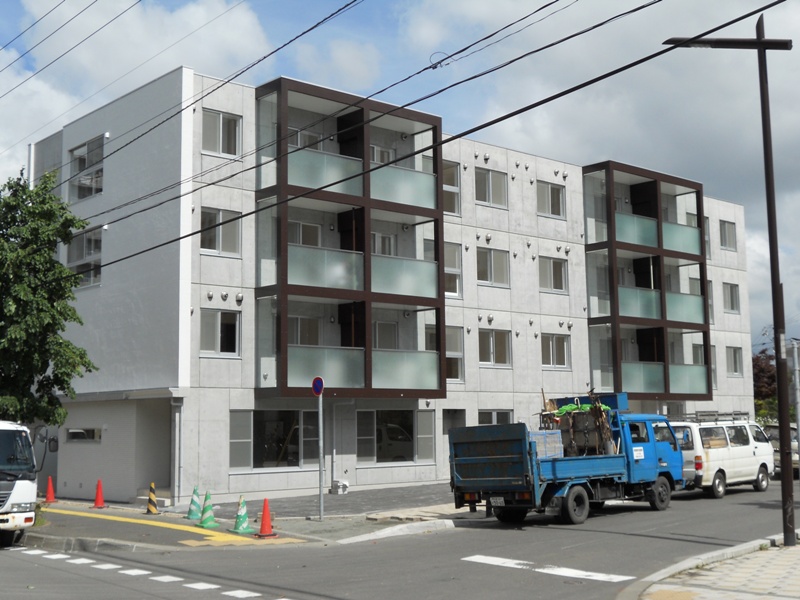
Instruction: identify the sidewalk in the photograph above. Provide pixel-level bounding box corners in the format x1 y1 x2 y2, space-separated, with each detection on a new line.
19 483 800 599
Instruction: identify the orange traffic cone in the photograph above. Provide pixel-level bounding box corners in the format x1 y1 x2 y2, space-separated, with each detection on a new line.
254 498 278 539
45 476 57 503
90 479 106 509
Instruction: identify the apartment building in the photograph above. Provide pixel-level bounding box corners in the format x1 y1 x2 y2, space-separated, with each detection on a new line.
29 67 753 504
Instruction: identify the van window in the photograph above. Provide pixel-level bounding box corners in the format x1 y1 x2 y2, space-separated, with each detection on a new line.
653 422 678 451
749 424 769 444
672 425 694 450
726 425 750 447
700 426 728 449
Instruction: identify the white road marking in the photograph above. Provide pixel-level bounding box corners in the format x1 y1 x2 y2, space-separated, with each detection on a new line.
150 575 184 583
91 563 122 570
222 591 262 598
42 553 70 559
462 554 635 583
119 569 151 576
184 582 221 590
67 558 95 565
22 549 48 555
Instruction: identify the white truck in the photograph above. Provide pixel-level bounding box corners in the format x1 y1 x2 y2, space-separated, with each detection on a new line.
0 421 47 547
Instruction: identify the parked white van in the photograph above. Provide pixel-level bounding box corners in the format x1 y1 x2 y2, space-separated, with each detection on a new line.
666 413 774 498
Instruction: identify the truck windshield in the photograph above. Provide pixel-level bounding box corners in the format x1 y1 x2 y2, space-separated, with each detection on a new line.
0 430 35 477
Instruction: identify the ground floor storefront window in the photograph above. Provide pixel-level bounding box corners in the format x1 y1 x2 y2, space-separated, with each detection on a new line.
356 409 434 463
230 410 318 469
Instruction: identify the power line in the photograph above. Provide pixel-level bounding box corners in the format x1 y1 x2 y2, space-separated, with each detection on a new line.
86 1 786 278
0 0 67 53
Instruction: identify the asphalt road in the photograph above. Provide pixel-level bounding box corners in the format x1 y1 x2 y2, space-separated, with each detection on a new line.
1 483 792 600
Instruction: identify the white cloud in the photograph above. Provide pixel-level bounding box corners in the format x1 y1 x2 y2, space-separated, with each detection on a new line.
292 39 381 91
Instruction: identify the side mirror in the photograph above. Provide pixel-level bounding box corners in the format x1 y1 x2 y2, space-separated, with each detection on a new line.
48 436 59 453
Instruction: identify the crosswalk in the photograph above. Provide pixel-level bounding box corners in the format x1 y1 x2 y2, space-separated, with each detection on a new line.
462 554 636 583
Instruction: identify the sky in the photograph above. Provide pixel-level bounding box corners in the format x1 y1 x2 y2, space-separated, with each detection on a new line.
1 0 798 355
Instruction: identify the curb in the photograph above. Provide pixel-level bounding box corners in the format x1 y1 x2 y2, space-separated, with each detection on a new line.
24 531 175 554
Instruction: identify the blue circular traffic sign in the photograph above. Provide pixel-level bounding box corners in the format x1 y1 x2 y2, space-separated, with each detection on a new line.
311 376 324 396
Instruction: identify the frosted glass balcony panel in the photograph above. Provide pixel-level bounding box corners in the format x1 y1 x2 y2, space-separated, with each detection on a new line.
287 346 364 388
288 245 363 290
663 222 701 255
616 212 657 247
666 292 705 324
619 286 661 319
371 255 437 298
288 149 362 196
373 350 439 389
669 364 708 394
371 164 435 208
622 362 664 393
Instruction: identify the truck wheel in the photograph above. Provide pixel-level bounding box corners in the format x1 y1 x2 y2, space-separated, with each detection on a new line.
0 530 17 548
561 486 589 525
753 466 770 492
494 508 528 523
705 471 726 499
648 476 671 511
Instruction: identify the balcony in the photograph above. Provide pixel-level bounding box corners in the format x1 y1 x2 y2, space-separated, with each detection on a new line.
666 291 705 324
287 345 364 388
619 286 661 319
371 255 437 298
371 164 435 209
288 245 363 290
669 364 708 394
288 149 363 196
373 350 439 389
621 361 664 393
616 212 657 247
663 221 701 255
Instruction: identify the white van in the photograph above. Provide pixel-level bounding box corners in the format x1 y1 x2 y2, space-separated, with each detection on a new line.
667 414 774 498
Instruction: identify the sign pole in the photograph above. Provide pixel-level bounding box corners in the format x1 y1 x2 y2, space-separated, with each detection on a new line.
311 376 325 521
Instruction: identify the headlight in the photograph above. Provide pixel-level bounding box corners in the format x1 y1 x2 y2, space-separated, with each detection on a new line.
10 503 35 513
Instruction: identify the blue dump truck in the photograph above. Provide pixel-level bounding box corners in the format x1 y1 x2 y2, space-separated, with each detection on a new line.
449 392 683 525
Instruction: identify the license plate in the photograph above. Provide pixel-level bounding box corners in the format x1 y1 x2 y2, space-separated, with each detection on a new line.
490 496 505 507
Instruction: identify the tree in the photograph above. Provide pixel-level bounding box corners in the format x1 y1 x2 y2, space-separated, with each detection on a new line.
753 347 778 422
0 171 96 425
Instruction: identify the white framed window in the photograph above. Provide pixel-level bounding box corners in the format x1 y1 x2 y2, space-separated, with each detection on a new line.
539 257 568 292
371 232 396 256
704 217 711 259
288 127 321 150
692 344 705 365
477 247 509 287
479 410 512 425
67 228 102 287
417 411 435 462
288 316 320 346
444 242 462 297
720 220 737 251
236 409 319 469
370 144 395 164
442 160 461 215
446 326 464 381
288 221 321 247
479 329 511 366
69 135 104 201
536 181 565 218
229 411 252 469
711 345 717 389
356 409 416 463
707 280 714 324
723 282 740 314
726 346 743 376
686 212 698 228
542 333 570 368
475 167 507 208
202 109 240 156
200 208 241 255
373 321 398 349
200 309 240 356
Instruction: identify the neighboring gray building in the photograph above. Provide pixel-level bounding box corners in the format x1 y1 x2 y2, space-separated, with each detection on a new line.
30 67 753 504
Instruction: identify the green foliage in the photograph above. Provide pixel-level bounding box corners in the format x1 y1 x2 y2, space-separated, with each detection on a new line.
753 348 776 401
0 172 96 425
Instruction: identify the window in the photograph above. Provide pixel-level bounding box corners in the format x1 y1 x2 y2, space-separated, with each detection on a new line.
686 212 698 228
475 167 507 207
442 160 461 214
288 221 321 246
65 428 102 442
200 310 240 355
541 333 570 368
692 344 704 365
723 282 740 313
370 144 395 164
479 329 511 366
202 109 240 156
479 411 512 425
711 345 717 389
726 425 750 447
750 424 769 444
234 409 319 469
689 277 701 296
444 242 462 297
373 321 398 349
200 208 241 255
537 181 565 218
704 217 711 259
726 346 743 376
708 280 714 324
446 326 464 381
477 247 509 287
357 410 415 463
700 426 727 449
417 411 435 461
629 422 649 443
720 220 737 250
67 228 102 287
539 257 568 292
288 127 321 150
69 135 104 201
371 232 396 256
288 316 320 346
